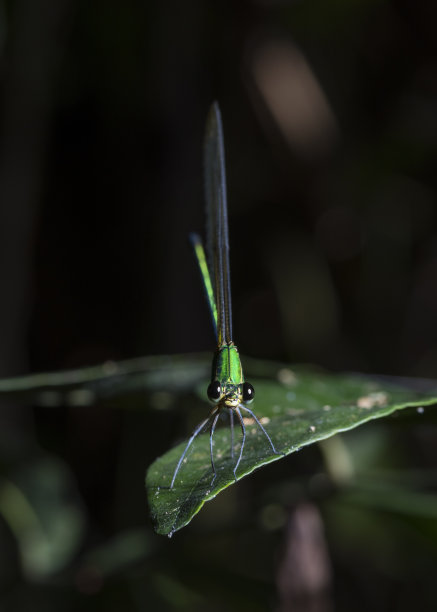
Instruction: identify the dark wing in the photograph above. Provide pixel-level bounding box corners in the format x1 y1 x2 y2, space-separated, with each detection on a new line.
204 102 233 345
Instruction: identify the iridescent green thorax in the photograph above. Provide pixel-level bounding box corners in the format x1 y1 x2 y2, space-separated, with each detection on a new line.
212 342 244 408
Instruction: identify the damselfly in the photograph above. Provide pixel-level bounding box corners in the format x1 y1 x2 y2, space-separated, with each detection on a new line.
170 103 280 489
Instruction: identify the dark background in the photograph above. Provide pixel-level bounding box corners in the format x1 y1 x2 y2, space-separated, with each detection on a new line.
1 0 437 610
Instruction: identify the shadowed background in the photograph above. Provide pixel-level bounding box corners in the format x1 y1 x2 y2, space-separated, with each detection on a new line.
0 0 437 610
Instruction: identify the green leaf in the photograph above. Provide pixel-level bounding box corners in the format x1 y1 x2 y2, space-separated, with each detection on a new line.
0 354 434 538
146 367 437 537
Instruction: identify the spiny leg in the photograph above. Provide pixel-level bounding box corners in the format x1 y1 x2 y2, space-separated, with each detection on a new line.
233 406 246 481
240 405 282 455
170 415 212 489
229 408 235 459
209 412 220 485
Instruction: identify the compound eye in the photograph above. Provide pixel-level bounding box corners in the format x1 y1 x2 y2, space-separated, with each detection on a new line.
207 380 221 402
242 382 255 404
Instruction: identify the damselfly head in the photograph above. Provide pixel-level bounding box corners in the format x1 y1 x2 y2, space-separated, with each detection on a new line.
207 380 255 408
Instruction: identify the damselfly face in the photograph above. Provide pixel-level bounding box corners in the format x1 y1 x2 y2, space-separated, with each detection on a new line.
207 380 255 407
222 383 243 408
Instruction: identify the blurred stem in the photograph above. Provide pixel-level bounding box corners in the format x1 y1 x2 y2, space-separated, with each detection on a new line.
0 0 72 375
319 435 355 485
0 0 72 457
276 503 332 612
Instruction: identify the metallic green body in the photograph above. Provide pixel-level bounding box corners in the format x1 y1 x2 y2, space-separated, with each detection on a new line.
191 235 218 337
191 202 245 409
212 342 244 408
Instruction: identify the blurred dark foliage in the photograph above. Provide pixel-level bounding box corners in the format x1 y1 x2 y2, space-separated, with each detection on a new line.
0 0 437 610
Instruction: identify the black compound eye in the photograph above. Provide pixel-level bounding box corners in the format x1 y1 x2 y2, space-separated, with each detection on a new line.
242 382 255 403
207 380 221 402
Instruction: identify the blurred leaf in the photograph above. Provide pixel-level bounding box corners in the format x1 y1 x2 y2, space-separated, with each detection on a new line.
146 368 437 536
0 354 210 406
339 479 437 519
0 454 85 579
81 528 155 577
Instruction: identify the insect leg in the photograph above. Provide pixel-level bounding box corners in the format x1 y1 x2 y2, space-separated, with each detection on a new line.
209 411 220 485
233 406 246 481
170 414 213 489
240 405 282 455
229 408 235 459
